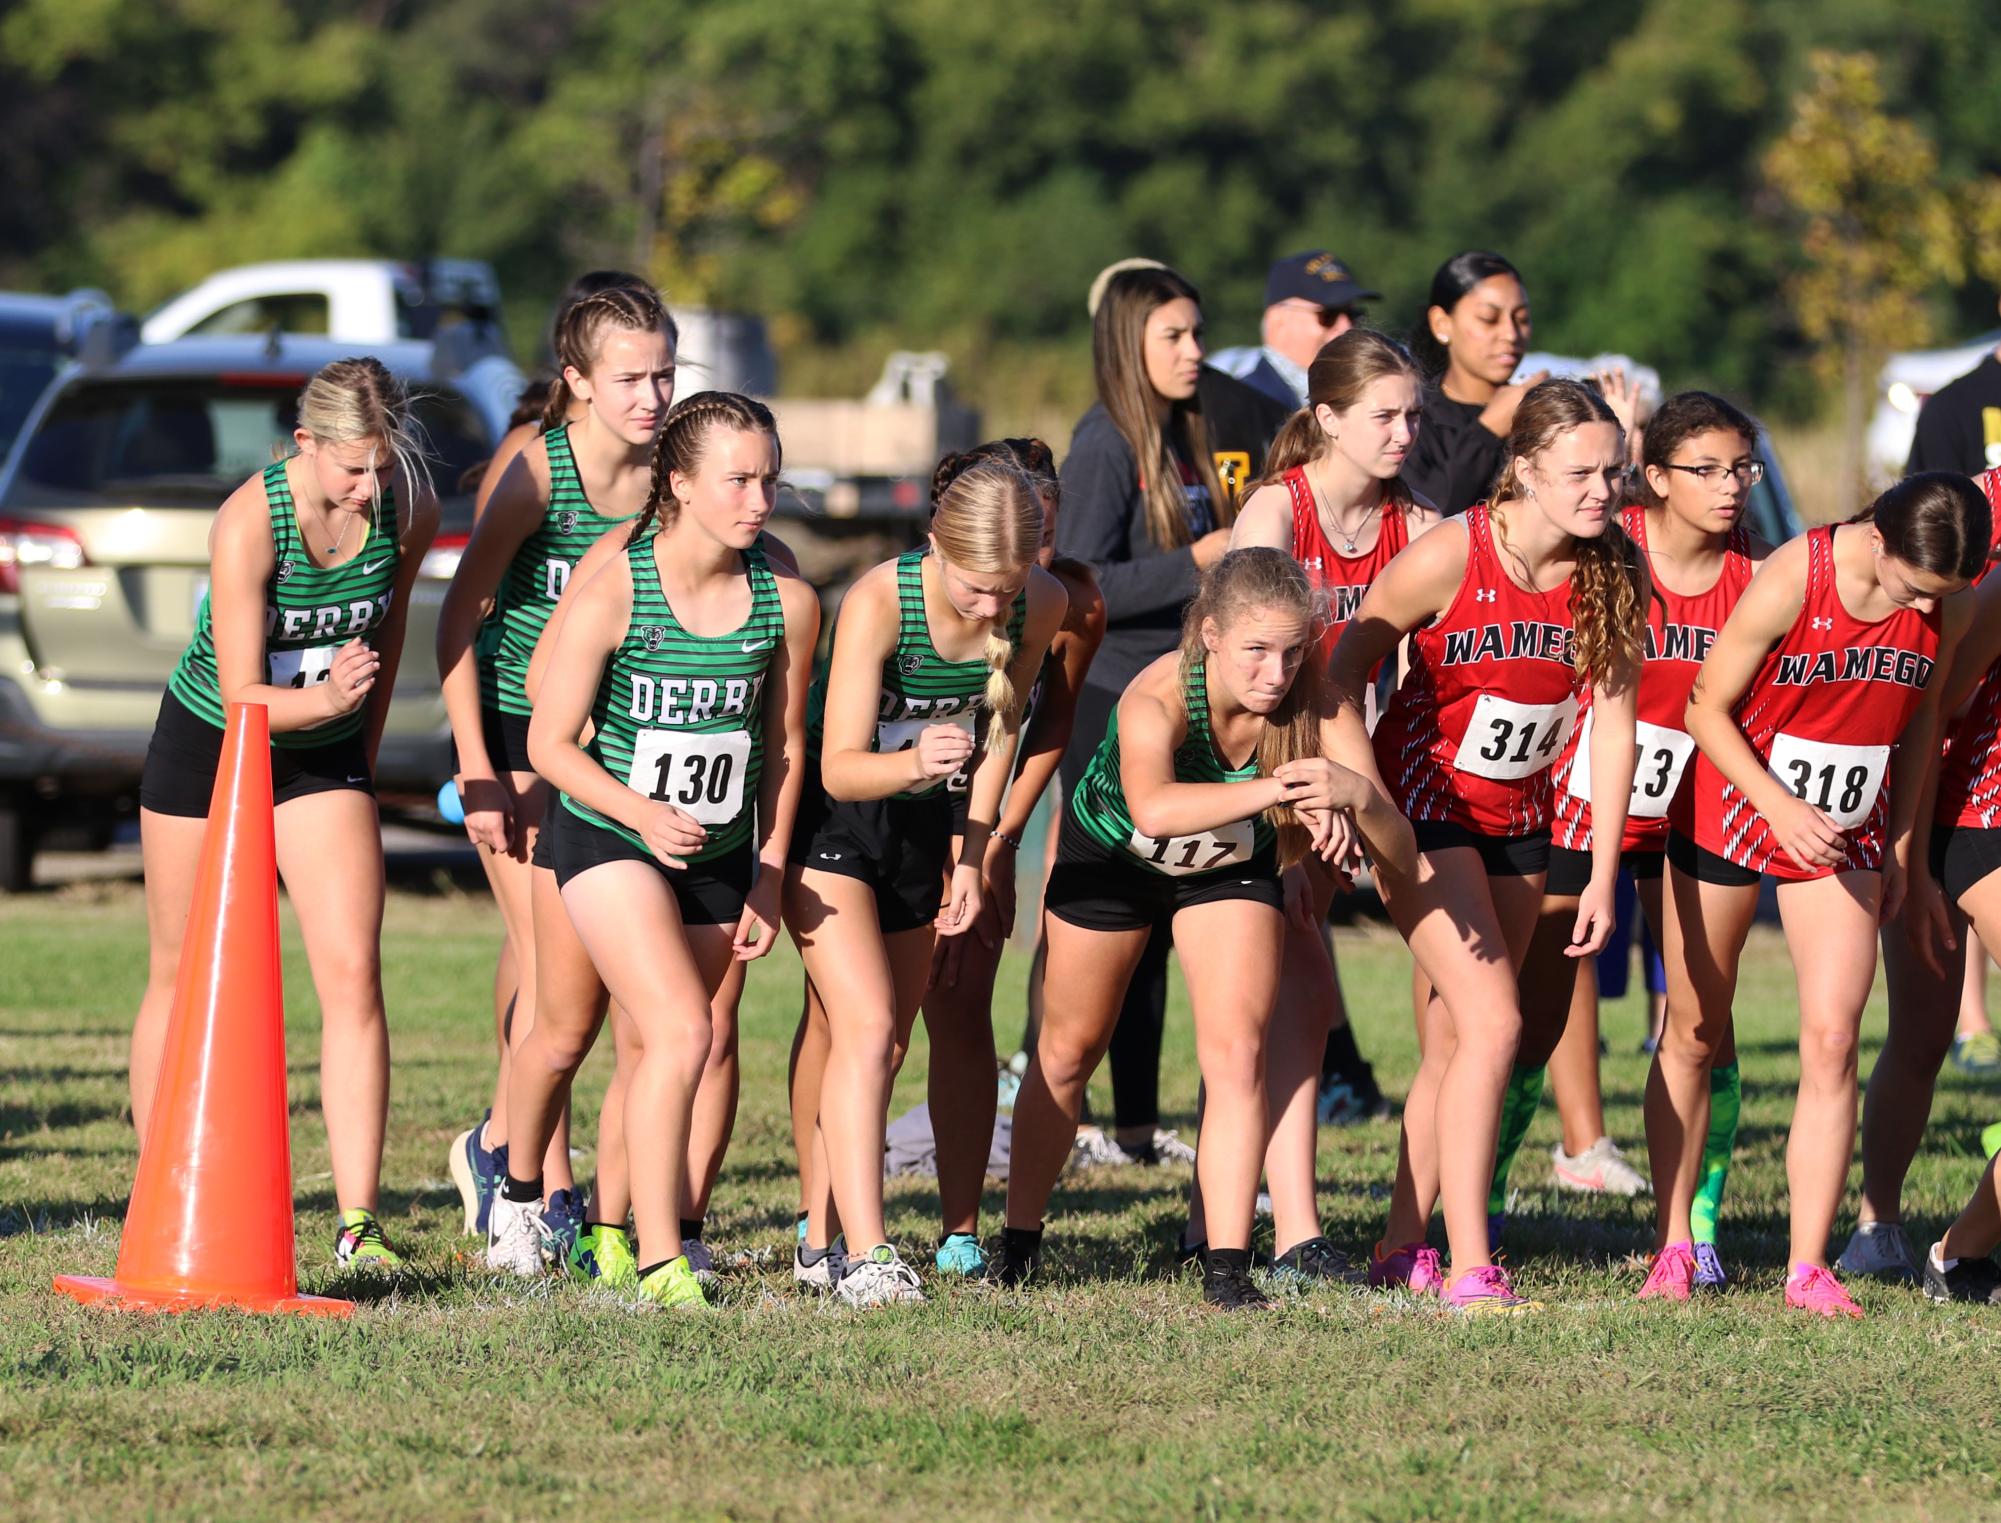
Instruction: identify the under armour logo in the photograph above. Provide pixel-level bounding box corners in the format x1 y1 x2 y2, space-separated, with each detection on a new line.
1810 616 1833 631
1474 588 1498 603
640 625 668 652
558 510 580 534
275 559 295 583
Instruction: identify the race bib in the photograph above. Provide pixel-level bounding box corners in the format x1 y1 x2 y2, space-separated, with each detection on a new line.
876 712 976 759
1127 820 1254 877
268 644 337 692
1454 692 1577 782
1767 733 1890 831
627 729 751 826
1566 713 1697 819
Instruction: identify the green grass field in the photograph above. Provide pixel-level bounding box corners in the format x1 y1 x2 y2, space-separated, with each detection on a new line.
2 875 1998 1522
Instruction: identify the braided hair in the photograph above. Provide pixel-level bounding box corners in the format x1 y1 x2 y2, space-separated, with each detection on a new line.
627 391 781 546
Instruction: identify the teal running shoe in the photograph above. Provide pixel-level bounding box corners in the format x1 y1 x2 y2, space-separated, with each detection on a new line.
934 1232 988 1277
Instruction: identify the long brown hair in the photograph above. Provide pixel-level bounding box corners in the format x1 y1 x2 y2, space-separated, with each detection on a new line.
1093 266 1228 550
1491 378 1645 686
1852 471 1992 579
930 459 1045 752
628 391 779 545
546 282 676 433
1179 547 1325 867
1251 328 1423 508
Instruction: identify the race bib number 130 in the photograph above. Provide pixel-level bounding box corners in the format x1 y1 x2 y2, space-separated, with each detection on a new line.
627 729 751 825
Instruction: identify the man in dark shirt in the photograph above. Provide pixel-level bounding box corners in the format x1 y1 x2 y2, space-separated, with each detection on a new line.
1907 345 2001 474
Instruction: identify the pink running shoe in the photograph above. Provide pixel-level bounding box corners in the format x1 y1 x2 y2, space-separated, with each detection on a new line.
1368 1240 1445 1295
1443 1264 1542 1316
1638 1242 1697 1302
1785 1263 1863 1319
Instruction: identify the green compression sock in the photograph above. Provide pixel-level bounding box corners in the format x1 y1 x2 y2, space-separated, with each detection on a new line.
1690 1061 1741 1245
1488 1063 1548 1215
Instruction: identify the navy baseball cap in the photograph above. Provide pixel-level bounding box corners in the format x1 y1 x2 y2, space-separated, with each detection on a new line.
1265 251 1377 310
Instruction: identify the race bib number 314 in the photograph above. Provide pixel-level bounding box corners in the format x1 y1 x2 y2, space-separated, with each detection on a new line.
1454 692 1578 782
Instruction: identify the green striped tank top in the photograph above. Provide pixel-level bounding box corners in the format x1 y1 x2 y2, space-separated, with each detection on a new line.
167 460 400 748
1069 658 1276 876
560 533 784 863
854 548 1029 801
482 421 635 716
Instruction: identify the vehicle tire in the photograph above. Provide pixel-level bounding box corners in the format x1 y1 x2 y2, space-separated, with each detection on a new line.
0 803 35 894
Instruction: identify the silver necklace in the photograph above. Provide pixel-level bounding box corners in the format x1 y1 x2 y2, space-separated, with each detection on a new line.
305 502 361 559
1307 465 1380 555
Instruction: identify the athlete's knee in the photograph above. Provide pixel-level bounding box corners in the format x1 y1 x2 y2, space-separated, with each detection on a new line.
1799 1018 1861 1083
1036 1022 1106 1091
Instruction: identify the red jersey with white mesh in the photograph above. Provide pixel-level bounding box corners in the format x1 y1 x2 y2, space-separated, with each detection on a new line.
1684 525 1941 880
1935 467 2001 829
1285 466 1410 666
1372 504 1581 838
1552 505 1755 854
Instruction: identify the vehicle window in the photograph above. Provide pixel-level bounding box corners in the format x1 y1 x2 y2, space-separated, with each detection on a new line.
186 294 331 338
11 377 493 509
0 337 62 460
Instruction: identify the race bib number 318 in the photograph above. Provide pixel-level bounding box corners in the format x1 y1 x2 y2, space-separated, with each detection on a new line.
1767 733 1889 831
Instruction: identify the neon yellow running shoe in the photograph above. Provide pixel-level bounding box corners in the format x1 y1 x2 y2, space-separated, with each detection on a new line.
570 1223 638 1291
638 1255 710 1310
334 1208 403 1272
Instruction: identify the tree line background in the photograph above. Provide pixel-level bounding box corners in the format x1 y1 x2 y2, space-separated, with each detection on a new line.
4 0 2000 466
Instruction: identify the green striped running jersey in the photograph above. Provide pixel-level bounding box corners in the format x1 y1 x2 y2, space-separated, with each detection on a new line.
1069 658 1276 877
167 460 400 749
482 422 635 716
840 548 1029 801
561 533 784 863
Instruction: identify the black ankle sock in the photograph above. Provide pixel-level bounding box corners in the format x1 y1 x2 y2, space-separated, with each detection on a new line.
1323 1024 1363 1079
1206 1247 1252 1274
679 1217 703 1240
583 1219 623 1233
500 1174 543 1204
635 1258 674 1280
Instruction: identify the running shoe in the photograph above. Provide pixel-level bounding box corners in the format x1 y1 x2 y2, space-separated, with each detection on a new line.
447 1112 507 1237
1444 1264 1541 1316
1367 1240 1444 1295
1692 1241 1729 1292
1785 1263 1863 1319
1270 1235 1352 1284
1069 1126 1136 1168
570 1223 638 1290
1637 1241 1696 1302
1151 1128 1198 1165
1202 1255 1273 1311
1951 1030 2001 1075
996 1062 1022 1112
681 1236 718 1286
543 1188 584 1261
1550 1137 1650 1196
996 1225 1042 1287
1922 1242 2001 1305
792 1236 848 1292
333 1208 403 1272
1316 1072 1395 1126
637 1256 710 1311
834 1244 926 1308
934 1232 989 1277
486 1193 553 1276
1834 1221 1921 1283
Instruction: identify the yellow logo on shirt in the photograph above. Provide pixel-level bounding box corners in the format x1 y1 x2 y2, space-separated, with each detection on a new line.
1213 451 1252 503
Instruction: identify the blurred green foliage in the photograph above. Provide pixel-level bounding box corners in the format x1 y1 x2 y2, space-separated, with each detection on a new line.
3 0 1999 427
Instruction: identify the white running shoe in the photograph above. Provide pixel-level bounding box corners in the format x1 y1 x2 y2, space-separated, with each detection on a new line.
486 1193 552 1276
682 1237 718 1286
1835 1220 1921 1282
1070 1126 1135 1168
834 1244 926 1308
793 1236 847 1291
1550 1137 1650 1196
1151 1128 1198 1165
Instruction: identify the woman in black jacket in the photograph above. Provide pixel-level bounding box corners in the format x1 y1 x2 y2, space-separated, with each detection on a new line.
1404 251 1547 516
1050 263 1233 1165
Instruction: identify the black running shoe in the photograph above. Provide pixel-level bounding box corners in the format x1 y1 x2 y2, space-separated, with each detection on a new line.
1271 1235 1352 1283
1923 1244 2001 1305
1202 1253 1273 1311
996 1225 1042 1287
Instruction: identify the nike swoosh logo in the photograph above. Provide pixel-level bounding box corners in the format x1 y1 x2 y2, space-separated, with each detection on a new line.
362 558 391 574
346 775 369 784
742 640 772 653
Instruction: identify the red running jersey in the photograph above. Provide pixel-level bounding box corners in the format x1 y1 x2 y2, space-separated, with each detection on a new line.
1552 505 1755 854
1373 504 1581 838
1285 466 1410 667
1935 467 2001 828
1684 524 1941 879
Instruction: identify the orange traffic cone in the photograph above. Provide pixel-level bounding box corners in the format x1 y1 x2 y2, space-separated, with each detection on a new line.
55 702 351 1316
